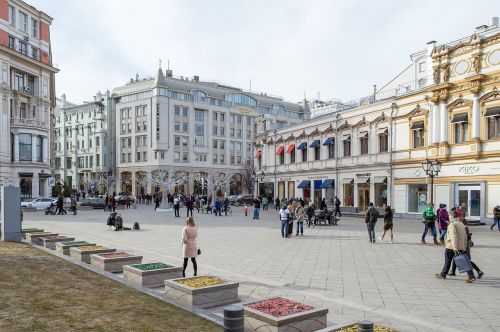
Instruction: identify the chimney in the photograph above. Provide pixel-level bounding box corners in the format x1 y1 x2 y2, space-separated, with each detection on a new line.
193 75 199 82
491 16 499 27
166 69 172 77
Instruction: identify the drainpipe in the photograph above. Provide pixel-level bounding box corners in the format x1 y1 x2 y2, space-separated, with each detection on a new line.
389 103 397 208
335 112 340 197
273 129 277 199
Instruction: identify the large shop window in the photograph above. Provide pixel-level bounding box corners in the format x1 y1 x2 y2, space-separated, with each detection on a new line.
19 133 32 161
486 108 500 139
19 175 33 198
342 178 354 207
452 113 468 144
374 177 387 207
408 184 428 213
411 121 425 148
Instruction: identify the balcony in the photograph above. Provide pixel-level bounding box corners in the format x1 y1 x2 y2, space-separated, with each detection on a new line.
10 117 48 129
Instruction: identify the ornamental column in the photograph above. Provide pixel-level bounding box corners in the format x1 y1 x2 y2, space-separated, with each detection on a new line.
31 134 37 162
14 133 19 162
430 103 439 144
439 101 448 143
472 96 480 139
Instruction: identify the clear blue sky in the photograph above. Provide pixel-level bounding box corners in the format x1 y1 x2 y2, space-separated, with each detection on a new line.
31 0 499 104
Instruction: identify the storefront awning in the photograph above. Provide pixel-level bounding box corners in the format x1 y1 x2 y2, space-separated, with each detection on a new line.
485 107 500 117
255 150 262 158
373 176 387 183
356 176 370 183
323 137 334 146
276 146 284 155
411 121 424 130
297 142 307 150
320 179 335 189
451 113 468 123
297 180 310 189
18 172 33 177
286 144 295 153
309 140 320 148
341 178 354 184
38 173 52 178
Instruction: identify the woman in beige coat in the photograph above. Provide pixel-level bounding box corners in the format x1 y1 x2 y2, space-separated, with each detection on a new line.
182 217 198 277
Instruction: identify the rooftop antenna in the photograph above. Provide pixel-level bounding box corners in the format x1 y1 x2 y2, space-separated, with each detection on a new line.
249 79 252 92
167 60 170 70
317 92 320 101
159 58 162 69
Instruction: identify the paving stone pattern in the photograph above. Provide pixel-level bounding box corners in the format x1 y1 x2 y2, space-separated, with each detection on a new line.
24 205 500 332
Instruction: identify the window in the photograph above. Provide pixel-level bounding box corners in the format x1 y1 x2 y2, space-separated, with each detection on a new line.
136 152 141 161
343 137 351 157
121 153 126 162
230 128 235 138
379 132 388 152
96 136 100 146
360 133 368 155
143 121 147 131
35 136 42 162
136 136 142 147
31 18 39 38
419 62 426 73
183 152 188 161
182 107 188 117
89 156 93 168
213 126 218 136
8 35 15 49
182 122 188 132
487 116 500 139
213 112 218 121
411 121 425 148
143 136 147 146
27 75 34 94
328 142 335 158
302 147 308 162
225 93 257 107
290 148 295 163
236 129 242 138
453 121 468 144
128 153 132 162
237 115 242 124
127 108 131 118
279 149 285 164
174 121 181 132
230 114 235 123
195 110 204 122
220 127 225 136
96 154 100 166
20 102 27 118
15 74 24 91
408 184 428 213
127 123 132 132
18 11 27 32
195 124 204 137
136 121 141 132
220 113 225 122
143 151 147 161
8 5 15 25
314 146 320 160
174 151 180 161
121 124 126 133
174 106 180 116
174 136 180 146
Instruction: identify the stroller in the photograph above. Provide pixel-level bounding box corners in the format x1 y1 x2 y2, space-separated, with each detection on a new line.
315 209 337 225
107 212 123 231
45 203 57 215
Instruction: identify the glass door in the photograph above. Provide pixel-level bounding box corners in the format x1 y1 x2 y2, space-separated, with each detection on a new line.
457 185 481 220
358 184 370 212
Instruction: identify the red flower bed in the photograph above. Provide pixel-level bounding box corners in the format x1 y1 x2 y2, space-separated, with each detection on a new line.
244 297 314 317
98 252 132 258
43 236 69 240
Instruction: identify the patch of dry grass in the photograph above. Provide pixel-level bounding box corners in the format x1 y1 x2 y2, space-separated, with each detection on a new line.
0 241 222 332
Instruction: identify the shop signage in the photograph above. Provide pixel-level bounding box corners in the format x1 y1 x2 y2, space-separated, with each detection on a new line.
356 173 371 177
279 177 292 181
307 175 329 180
458 165 479 175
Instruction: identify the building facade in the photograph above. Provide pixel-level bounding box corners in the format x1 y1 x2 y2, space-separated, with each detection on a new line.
111 67 309 196
0 0 57 198
256 18 500 222
53 91 112 192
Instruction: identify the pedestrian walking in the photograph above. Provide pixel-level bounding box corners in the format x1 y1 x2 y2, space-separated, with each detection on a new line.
275 197 280 211
334 196 342 217
491 205 500 231
306 202 315 227
214 198 222 216
287 202 295 236
435 210 476 283
280 204 290 238
295 202 305 236
126 197 131 209
223 197 230 216
421 204 438 245
173 196 180 217
154 194 160 210
70 198 78 215
181 217 198 277
185 197 194 217
320 198 327 211
449 218 484 279
379 205 393 243
244 204 248 216
437 204 449 244
253 197 261 220
365 202 379 243
111 195 116 212
104 194 109 212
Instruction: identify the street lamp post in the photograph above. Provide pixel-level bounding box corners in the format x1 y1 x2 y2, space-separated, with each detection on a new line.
252 171 265 197
421 159 442 206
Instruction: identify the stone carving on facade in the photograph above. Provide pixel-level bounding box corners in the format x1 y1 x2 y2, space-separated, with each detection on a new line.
472 54 481 73
433 66 441 84
256 115 266 133
442 64 450 82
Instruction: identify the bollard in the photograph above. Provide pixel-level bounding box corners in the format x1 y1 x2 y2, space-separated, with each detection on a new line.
357 320 374 332
224 304 244 332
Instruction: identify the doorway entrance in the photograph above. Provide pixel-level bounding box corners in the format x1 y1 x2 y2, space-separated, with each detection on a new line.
358 183 370 213
457 184 481 220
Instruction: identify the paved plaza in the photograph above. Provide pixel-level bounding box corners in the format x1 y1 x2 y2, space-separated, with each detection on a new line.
23 205 500 332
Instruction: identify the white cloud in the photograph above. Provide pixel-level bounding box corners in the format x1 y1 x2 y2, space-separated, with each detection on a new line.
30 0 498 104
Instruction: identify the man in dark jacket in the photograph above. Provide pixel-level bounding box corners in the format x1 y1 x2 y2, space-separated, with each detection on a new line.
320 198 327 210
253 197 261 220
275 197 280 211
492 205 500 231
365 202 379 243
334 196 342 217
186 197 194 217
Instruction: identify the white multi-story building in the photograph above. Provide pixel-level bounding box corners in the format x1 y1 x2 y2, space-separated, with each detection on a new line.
0 0 58 198
111 66 309 196
53 91 112 192
257 17 500 222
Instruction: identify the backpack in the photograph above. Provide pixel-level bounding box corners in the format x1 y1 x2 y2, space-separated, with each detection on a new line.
369 208 379 223
133 222 140 230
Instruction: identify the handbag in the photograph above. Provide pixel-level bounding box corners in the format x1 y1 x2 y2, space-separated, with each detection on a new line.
197 248 201 255
453 252 473 273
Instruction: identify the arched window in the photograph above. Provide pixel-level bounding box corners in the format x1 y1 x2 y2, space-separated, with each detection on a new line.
191 90 207 99
272 104 286 116
225 93 257 108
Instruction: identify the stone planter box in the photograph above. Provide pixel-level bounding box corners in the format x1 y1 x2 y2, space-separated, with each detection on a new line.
123 262 183 288
56 241 96 255
70 246 116 263
41 236 76 250
21 228 44 239
26 232 59 244
164 276 240 309
243 297 328 332
90 252 143 273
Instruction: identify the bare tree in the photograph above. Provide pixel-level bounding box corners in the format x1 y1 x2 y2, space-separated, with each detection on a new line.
241 162 255 194
151 169 188 208
136 170 149 195
96 171 116 194
204 172 235 201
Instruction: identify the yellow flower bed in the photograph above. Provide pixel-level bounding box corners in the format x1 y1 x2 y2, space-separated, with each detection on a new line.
78 246 109 251
176 276 226 288
336 326 396 332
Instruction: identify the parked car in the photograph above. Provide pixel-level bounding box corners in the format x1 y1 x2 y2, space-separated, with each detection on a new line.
227 195 238 205
21 198 57 209
80 198 106 209
115 195 135 205
234 194 253 206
